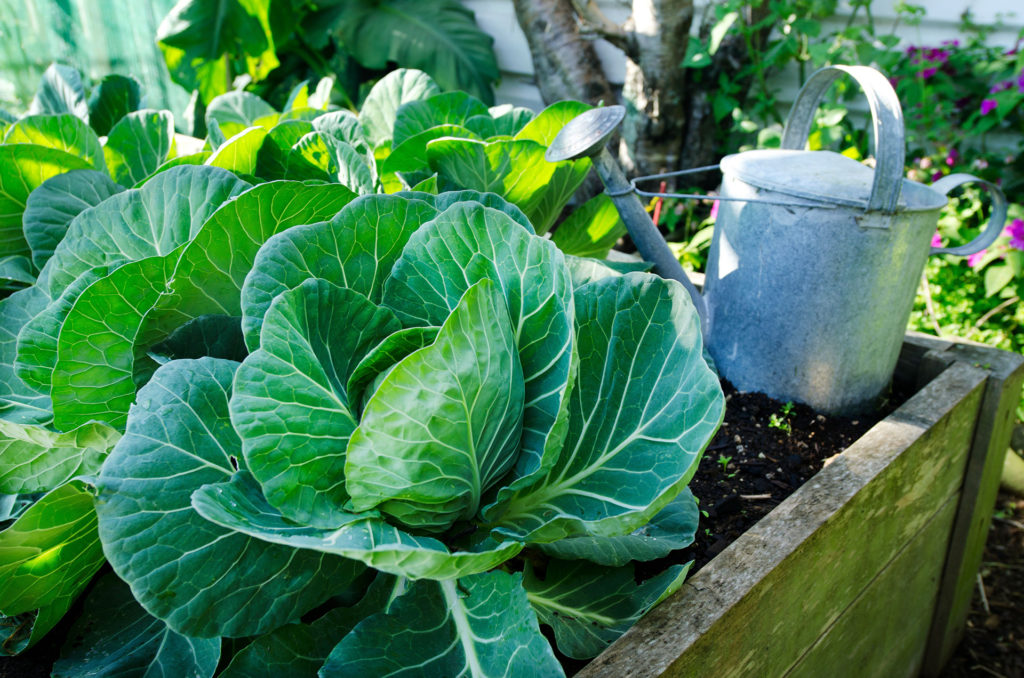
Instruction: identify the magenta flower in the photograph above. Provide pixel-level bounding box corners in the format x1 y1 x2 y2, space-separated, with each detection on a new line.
1007 218 1024 251
941 39 960 47
930 231 943 248
1018 72 1024 93
980 98 999 115
967 250 987 268
921 66 938 79
709 200 720 222
931 171 944 182
945 148 959 167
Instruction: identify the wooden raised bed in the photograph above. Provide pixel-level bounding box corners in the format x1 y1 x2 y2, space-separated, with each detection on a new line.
579 333 1024 678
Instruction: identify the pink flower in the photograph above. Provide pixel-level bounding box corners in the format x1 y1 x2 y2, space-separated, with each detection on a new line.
945 148 959 167
1007 218 1024 251
709 200 720 222
930 231 943 248
967 250 987 268
921 66 938 79
1018 72 1024 93
931 171 944 182
980 98 999 115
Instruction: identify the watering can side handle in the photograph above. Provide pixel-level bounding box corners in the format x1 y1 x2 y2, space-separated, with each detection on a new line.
929 173 1008 257
781 65 905 214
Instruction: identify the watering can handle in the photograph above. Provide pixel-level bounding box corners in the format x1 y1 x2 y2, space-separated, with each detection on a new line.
781 65 905 214
929 173 1008 256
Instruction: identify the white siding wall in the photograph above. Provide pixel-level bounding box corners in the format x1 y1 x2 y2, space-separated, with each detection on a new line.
466 0 1024 111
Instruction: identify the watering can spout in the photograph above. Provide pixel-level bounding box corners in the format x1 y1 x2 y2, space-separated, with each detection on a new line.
546 105 710 331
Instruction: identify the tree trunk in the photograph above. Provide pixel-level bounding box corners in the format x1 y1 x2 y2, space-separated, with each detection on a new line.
618 0 694 175
511 0 616 106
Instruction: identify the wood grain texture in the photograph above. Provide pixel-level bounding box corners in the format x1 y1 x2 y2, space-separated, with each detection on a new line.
578 359 987 678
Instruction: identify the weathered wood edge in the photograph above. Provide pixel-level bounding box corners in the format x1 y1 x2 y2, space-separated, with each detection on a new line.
577 356 987 678
921 341 1024 675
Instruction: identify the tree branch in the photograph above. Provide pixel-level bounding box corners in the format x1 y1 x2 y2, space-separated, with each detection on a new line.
570 0 638 58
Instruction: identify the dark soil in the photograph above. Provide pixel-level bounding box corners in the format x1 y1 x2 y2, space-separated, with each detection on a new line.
3 381 1018 677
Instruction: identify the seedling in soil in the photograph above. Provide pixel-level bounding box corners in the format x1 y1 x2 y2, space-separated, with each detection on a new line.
769 401 795 435
717 454 733 472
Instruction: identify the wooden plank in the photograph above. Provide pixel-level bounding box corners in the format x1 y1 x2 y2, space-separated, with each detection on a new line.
922 344 1024 675
785 494 960 678
578 361 986 678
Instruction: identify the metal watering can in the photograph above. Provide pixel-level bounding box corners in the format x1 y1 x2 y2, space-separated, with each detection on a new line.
547 65 1007 414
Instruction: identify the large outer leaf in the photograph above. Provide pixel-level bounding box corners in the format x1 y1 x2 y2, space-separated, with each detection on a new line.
162 180 356 323
380 124 479 191
96 358 360 638
40 164 250 299
0 481 105 649
383 204 574 503
206 91 279 139
0 145 92 261
427 137 591 235
158 0 278 104
393 91 489 148
494 274 724 543
51 573 220 678
0 287 52 425
27 65 88 121
538 487 699 567
0 420 119 494
320 0 498 105
87 74 142 137
4 114 105 171
358 68 441 149
514 101 592 146
256 120 313 179
205 125 268 174
551 193 627 259
22 169 124 271
102 109 175 187
192 470 522 580
240 194 439 349
232 280 400 525
321 571 562 677
523 559 689 659
347 280 524 532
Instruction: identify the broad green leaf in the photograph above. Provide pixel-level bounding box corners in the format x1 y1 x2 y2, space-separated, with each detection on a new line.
219 573 398 678
0 257 34 289
205 125 268 174
427 137 591 234
321 571 562 677
241 194 440 349
287 133 377 194
359 68 441 149
524 559 690 659
346 325 438 415
0 145 92 261
314 110 370 154
4 114 105 171
514 100 592 146
393 91 490 147
232 279 400 524
141 151 213 182
383 204 574 500
256 119 313 179
22 169 124 271
40 164 250 299
102 109 175 187
347 281 524 531
149 315 247 363
564 255 653 289
51 256 177 431
538 487 699 566
96 358 360 638
495 274 724 543
0 287 52 425
158 0 278 104
398 189 535 233
551 193 627 258
206 91 280 139
162 180 356 324
192 470 523 580
464 114 496 139
52 573 220 677
380 124 479 187
489 104 535 137
0 481 105 648
0 420 119 494
27 65 88 121
410 173 438 193
87 74 142 137
16 265 112 394
0 494 39 527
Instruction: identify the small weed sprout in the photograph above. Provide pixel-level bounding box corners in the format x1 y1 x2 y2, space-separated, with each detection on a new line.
768 401 795 435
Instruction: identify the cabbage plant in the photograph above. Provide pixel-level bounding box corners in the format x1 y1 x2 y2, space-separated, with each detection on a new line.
87 192 723 675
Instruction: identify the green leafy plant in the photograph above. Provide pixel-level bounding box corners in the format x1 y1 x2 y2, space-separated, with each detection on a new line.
768 402 795 435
